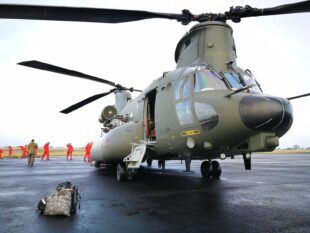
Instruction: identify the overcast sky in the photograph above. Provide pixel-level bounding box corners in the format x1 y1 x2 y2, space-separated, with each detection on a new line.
0 0 309 148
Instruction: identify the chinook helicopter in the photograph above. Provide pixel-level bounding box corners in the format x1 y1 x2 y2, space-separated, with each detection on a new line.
1 1 310 181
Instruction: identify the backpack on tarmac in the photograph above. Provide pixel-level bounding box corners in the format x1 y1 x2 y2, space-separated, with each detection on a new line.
36 181 81 216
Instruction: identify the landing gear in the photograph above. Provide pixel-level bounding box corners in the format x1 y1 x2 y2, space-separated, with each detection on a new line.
116 162 134 181
243 153 251 170
158 160 165 171
200 160 221 179
116 162 127 181
147 158 153 167
211 161 222 178
184 155 191 172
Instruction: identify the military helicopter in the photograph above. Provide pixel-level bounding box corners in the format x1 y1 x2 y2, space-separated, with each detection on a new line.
1 1 310 181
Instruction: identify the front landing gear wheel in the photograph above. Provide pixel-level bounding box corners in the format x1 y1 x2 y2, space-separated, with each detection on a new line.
201 161 211 178
117 162 127 181
211 160 222 179
201 160 222 179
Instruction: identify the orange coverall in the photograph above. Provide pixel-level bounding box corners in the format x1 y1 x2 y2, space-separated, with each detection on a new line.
66 143 74 160
84 143 92 162
41 143 50 160
8 146 13 156
19 146 27 158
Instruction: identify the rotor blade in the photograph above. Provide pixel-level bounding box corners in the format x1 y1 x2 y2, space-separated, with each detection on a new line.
60 90 114 114
18 60 116 87
287 92 310 100
0 4 191 24
226 0 310 22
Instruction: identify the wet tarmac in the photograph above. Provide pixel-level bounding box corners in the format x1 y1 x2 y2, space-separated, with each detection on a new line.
0 153 309 233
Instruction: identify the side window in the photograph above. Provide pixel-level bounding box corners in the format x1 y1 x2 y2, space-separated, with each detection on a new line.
174 75 194 125
182 78 190 98
175 77 191 100
175 80 183 100
176 101 194 125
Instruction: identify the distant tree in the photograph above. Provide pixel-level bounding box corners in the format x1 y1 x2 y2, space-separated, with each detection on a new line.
292 145 301 150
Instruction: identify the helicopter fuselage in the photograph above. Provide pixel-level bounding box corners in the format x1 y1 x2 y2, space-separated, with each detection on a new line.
91 21 293 164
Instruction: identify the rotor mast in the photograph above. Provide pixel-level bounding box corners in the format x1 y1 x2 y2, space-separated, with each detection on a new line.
175 21 237 71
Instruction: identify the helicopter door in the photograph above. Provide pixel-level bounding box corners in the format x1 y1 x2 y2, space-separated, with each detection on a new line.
144 89 157 141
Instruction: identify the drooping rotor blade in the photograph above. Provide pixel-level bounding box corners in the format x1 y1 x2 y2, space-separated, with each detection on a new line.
225 0 310 22
0 4 193 25
60 90 115 114
18 60 116 87
287 92 310 100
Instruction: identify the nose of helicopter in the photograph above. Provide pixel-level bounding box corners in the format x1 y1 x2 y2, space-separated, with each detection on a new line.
239 95 293 137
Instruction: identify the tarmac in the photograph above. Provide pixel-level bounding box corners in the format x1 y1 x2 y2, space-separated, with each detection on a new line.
0 153 309 233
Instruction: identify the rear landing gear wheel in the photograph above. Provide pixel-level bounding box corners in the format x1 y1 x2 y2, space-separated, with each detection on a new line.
116 162 127 181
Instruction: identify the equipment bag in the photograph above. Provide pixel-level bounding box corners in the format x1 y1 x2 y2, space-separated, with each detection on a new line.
37 181 81 216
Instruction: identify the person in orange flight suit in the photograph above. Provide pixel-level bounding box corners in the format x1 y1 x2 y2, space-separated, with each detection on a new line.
84 142 93 162
8 146 13 157
19 145 27 158
0 148 3 159
41 142 50 160
66 143 74 160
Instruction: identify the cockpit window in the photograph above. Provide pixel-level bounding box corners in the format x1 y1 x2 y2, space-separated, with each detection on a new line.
242 70 262 93
194 69 226 92
223 72 243 89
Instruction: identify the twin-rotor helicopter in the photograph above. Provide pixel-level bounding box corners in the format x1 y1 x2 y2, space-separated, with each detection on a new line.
1 1 310 181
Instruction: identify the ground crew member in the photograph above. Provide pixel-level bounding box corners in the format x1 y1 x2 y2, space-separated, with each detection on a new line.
41 142 50 160
19 145 27 158
35 147 38 158
84 143 89 162
84 142 93 162
0 148 3 159
8 146 13 157
66 143 74 160
27 139 38 167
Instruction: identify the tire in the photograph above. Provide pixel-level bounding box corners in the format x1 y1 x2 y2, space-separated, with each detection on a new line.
211 160 222 178
116 163 127 181
200 161 211 178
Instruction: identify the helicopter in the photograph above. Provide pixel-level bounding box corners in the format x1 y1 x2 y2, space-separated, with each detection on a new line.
1 1 310 181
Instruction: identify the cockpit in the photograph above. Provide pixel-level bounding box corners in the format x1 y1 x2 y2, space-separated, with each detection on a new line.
175 66 262 99
222 69 262 93
173 65 263 128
